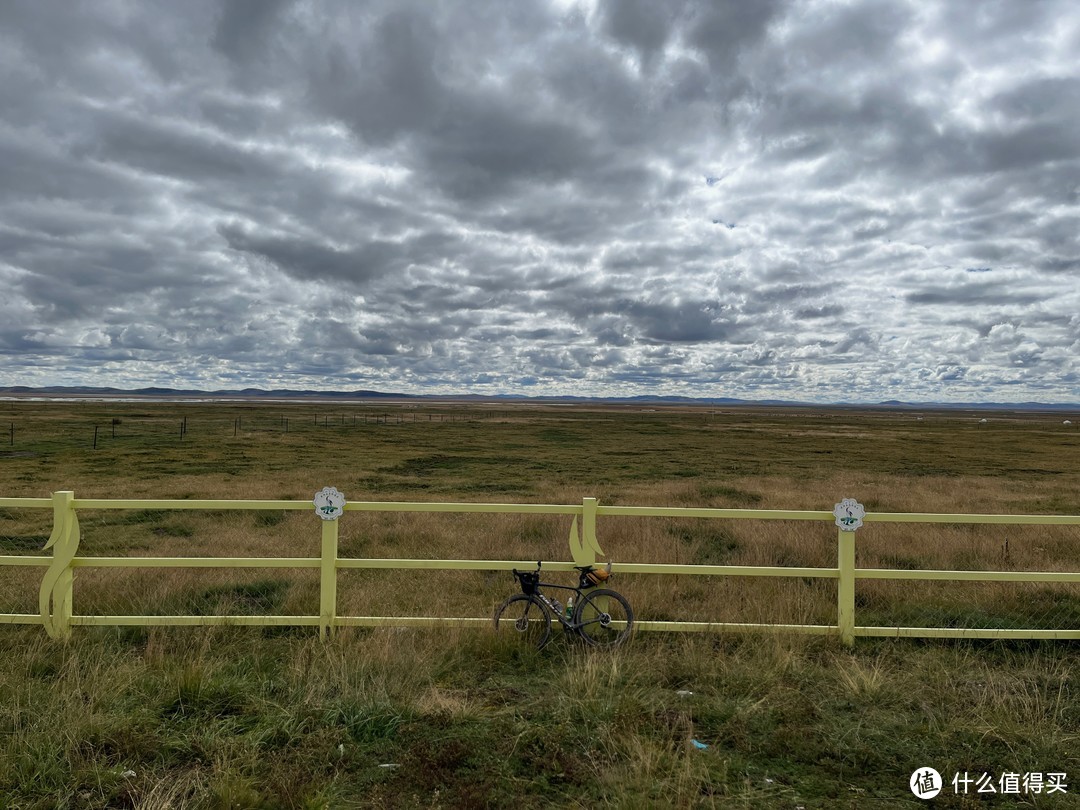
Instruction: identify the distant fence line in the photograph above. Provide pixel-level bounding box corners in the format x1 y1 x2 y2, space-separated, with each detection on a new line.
2 491 1080 644
4 408 516 449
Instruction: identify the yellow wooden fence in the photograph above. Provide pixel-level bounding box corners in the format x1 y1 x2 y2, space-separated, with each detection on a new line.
2 491 1080 644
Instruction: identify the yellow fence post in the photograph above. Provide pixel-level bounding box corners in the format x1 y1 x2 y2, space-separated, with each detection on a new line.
314 487 346 640
320 518 339 640
39 490 79 639
837 529 855 646
833 498 864 647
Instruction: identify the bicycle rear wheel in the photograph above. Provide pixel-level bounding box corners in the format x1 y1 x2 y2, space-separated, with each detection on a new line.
493 594 552 649
573 588 633 649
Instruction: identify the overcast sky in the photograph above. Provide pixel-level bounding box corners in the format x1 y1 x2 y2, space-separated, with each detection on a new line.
2 0 1078 402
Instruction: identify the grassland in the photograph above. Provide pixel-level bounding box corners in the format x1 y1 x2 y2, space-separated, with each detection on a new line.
2 398 1080 808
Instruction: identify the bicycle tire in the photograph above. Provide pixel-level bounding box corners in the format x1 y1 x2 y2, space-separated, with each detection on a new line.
493 593 552 649
573 588 634 649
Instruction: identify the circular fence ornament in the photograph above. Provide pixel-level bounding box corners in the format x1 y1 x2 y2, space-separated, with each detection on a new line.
833 498 865 532
314 487 346 520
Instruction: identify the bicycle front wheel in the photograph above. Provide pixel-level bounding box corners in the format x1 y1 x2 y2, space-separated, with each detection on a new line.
493 594 552 649
573 588 634 649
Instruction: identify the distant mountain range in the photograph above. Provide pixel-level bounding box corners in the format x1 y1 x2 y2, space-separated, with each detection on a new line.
1 385 411 399
1 386 1077 410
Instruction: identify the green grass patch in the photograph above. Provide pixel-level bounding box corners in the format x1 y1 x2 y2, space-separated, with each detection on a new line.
3 603 1080 807
183 579 291 616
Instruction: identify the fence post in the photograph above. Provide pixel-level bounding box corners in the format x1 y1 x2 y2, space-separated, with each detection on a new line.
39 490 79 639
832 498 864 647
313 487 346 639
320 518 339 640
837 529 856 646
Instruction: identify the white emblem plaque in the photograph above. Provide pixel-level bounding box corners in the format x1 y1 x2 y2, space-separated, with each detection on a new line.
314 487 346 520
833 498 865 531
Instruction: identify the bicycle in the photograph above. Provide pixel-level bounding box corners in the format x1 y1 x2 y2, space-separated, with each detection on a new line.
493 561 634 649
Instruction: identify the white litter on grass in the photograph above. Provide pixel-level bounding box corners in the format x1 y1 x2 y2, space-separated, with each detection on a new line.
120 770 136 778
676 690 693 697
379 763 400 769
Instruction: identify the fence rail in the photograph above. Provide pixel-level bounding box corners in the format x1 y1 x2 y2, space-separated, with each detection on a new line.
2 491 1080 644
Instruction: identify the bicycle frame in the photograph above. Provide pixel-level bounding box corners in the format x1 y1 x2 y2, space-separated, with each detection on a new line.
512 563 615 629
530 580 586 629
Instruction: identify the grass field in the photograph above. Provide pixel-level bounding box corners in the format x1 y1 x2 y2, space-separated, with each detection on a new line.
2 399 1080 808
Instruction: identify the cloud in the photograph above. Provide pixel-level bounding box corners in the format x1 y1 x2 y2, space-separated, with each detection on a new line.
1 0 1078 401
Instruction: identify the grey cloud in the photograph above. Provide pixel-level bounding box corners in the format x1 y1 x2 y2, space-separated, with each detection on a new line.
87 111 284 183
904 282 1046 307
416 104 597 202
992 77 1080 125
602 243 714 272
212 0 294 66
617 300 738 344
218 225 463 286
794 305 838 320
756 283 832 307
977 122 1080 172
831 328 878 355
600 0 680 65
306 9 447 146
1036 257 1080 274
685 0 781 73
0 133 144 206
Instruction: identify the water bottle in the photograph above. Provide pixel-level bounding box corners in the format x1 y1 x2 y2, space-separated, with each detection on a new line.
551 599 562 616
565 597 574 620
